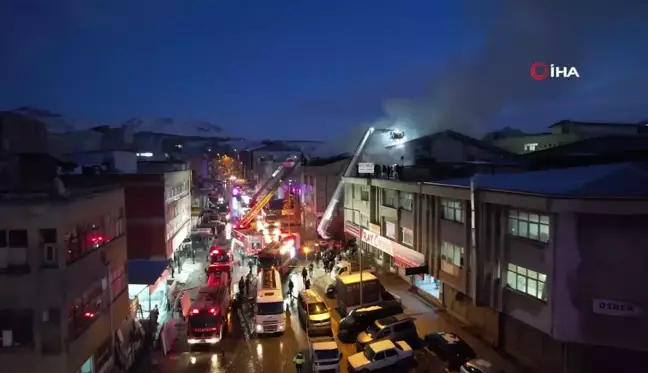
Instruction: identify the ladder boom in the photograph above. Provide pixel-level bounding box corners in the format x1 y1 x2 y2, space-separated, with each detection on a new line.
317 127 395 239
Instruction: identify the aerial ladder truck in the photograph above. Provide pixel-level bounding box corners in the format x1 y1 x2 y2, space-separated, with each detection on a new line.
235 157 301 229
317 127 405 239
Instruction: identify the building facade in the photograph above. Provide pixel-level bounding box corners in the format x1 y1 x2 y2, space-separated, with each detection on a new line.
0 186 129 373
300 156 350 241
491 120 648 154
342 163 648 372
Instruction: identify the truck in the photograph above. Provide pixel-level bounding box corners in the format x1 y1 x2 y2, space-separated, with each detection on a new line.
254 267 286 334
330 259 376 281
308 330 341 373
335 272 381 314
186 284 230 346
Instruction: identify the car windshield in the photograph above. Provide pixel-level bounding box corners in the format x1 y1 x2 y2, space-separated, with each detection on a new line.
210 253 230 263
257 302 284 315
314 349 339 360
364 346 376 360
258 256 279 269
308 302 328 315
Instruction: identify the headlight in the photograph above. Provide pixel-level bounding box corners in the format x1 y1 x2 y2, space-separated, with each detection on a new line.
278 324 284 331
256 324 263 332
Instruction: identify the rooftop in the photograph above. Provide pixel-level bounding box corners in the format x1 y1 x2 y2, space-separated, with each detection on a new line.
430 162 648 198
338 271 377 284
386 130 514 157
549 119 645 128
0 184 121 205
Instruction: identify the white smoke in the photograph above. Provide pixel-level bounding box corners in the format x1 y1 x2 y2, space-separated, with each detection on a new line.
312 0 648 163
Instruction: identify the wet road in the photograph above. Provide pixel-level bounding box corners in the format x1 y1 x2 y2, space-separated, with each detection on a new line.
152 259 456 373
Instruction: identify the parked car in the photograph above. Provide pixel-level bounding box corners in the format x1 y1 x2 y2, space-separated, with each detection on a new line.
424 332 476 370
337 300 403 343
460 358 505 373
348 339 413 373
355 313 418 352
297 289 331 332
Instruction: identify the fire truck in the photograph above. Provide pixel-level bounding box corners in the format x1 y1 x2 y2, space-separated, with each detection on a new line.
257 238 296 277
206 247 233 288
186 284 230 346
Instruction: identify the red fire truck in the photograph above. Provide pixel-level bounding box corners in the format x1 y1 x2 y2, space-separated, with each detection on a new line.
186 285 230 346
257 238 296 277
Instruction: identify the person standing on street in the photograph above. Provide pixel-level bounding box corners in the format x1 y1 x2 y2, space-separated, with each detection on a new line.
293 352 305 373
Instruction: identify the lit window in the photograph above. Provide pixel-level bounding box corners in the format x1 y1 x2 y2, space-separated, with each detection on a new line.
523 143 538 152
440 241 463 267
382 189 397 207
384 221 396 239
441 199 463 223
506 263 547 301
508 210 550 243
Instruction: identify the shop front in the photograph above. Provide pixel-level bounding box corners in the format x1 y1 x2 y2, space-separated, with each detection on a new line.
359 228 441 299
127 259 170 319
343 221 361 240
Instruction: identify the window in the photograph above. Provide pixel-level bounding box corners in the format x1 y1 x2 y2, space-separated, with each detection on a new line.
441 199 463 223
0 309 34 348
508 210 550 243
111 265 127 300
524 143 538 152
68 280 109 340
360 214 370 228
506 263 547 301
360 186 369 201
344 209 353 223
401 227 414 246
8 230 28 247
382 189 397 207
399 192 413 211
440 241 464 267
384 220 396 239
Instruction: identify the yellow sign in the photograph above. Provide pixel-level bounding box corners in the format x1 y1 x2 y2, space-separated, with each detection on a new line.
191 208 201 216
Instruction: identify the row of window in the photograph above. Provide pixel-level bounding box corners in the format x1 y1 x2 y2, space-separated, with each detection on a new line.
441 199 463 222
508 210 550 243
0 210 126 273
166 180 190 202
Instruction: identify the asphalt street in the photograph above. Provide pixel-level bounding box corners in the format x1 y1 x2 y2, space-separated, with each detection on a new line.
148 255 460 373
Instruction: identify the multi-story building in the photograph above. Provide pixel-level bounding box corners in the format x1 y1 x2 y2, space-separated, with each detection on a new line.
343 162 648 372
489 120 648 154
62 168 191 318
0 184 129 373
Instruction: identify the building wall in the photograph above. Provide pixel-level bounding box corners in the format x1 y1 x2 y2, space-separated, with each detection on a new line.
0 187 129 373
0 112 49 153
342 176 648 372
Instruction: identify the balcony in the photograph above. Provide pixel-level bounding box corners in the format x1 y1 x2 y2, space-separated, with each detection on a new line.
65 235 127 302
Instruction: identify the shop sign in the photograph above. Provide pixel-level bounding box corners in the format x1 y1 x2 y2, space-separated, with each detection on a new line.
593 299 642 317
369 223 381 234
360 229 394 256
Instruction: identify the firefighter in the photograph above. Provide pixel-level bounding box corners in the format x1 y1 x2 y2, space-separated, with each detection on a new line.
293 352 305 373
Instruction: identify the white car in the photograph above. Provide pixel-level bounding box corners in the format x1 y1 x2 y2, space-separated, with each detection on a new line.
347 339 413 372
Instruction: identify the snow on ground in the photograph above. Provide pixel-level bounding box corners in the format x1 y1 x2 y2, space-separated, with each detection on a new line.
121 117 227 137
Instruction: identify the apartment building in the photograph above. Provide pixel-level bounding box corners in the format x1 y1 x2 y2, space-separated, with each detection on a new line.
343 162 648 373
0 185 129 373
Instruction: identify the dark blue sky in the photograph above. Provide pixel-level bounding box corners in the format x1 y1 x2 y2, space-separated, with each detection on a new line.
2 1 647 140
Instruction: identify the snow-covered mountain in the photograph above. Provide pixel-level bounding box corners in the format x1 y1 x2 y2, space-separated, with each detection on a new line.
122 117 225 138
12 106 86 133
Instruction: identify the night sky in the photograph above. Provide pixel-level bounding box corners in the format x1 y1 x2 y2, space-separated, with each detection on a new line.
1 1 647 141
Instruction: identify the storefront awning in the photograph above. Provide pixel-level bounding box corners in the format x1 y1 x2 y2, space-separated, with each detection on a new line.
127 259 169 285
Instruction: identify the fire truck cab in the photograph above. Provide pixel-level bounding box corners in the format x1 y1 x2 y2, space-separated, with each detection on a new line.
187 285 230 346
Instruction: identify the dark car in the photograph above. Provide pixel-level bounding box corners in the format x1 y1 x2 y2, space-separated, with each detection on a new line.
424 332 477 369
337 300 403 343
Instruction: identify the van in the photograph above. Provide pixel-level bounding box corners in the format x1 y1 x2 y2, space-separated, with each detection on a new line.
297 289 331 332
337 300 403 343
355 313 418 352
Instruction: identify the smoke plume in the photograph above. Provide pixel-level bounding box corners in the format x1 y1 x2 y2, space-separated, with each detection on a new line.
315 0 648 163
